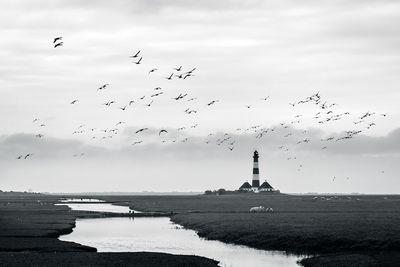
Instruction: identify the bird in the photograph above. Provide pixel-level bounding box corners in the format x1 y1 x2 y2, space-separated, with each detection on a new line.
129 100 135 106
165 73 174 80
133 57 142 64
154 87 162 91
174 66 182 71
33 118 39 123
245 105 251 109
207 100 219 106
16 155 23 159
172 93 187 100
148 68 158 75
130 50 140 58
151 92 163 97
97 84 109 91
54 42 63 48
159 129 168 135
135 128 148 134
140 96 146 100
228 146 234 151
186 67 196 74
261 96 270 101
53 37 62 43
187 98 197 102
145 100 154 107
120 106 127 111
183 73 194 79
70 100 78 104
35 134 44 138
24 153 33 159
132 141 143 145
115 121 125 126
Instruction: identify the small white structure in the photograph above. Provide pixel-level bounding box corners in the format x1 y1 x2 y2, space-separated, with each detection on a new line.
250 206 266 212
249 206 274 213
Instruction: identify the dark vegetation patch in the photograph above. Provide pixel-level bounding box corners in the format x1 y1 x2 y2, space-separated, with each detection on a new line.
0 252 219 267
299 252 400 267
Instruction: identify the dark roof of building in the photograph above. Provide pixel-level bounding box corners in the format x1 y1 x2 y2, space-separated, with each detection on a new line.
259 181 273 189
239 182 252 189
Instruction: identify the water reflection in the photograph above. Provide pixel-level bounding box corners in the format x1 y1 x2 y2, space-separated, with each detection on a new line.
60 216 302 267
56 201 142 213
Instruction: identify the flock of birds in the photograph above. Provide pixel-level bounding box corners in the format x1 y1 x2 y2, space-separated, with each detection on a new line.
16 36 389 182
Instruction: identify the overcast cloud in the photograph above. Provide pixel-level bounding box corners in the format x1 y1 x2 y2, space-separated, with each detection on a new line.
0 0 399 193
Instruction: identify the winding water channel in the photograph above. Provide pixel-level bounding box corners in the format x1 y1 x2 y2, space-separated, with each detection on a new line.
59 200 303 267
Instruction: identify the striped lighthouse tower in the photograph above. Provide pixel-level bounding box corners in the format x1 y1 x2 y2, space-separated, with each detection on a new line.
252 150 260 188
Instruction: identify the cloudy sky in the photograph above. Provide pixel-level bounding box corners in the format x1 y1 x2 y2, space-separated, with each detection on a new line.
0 0 399 193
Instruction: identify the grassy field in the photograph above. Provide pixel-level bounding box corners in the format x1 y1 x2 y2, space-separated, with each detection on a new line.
3 192 398 266
95 193 400 266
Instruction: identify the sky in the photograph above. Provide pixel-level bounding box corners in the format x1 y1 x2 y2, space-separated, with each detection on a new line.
0 0 399 193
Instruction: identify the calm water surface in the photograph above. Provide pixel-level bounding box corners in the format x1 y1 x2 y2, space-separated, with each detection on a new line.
57 199 141 213
59 203 302 267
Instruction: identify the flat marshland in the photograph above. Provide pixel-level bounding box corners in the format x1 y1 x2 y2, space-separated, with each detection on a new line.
1 192 399 266
99 193 400 266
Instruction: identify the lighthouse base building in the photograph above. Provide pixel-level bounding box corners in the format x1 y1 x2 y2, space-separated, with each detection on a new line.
238 150 278 193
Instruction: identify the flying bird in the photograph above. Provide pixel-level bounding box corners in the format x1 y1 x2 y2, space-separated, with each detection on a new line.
132 141 143 145
135 128 148 134
130 50 140 58
172 93 187 100
54 42 63 48
70 99 78 104
133 57 142 65
53 37 62 43
186 67 196 74
97 84 109 91
24 153 33 159
148 68 158 75
151 92 163 97
207 100 219 106
174 66 182 71
165 73 174 80
145 100 154 107
159 129 168 135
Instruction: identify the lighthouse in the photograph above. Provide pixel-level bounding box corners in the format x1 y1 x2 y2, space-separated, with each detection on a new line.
238 150 278 193
252 150 260 188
